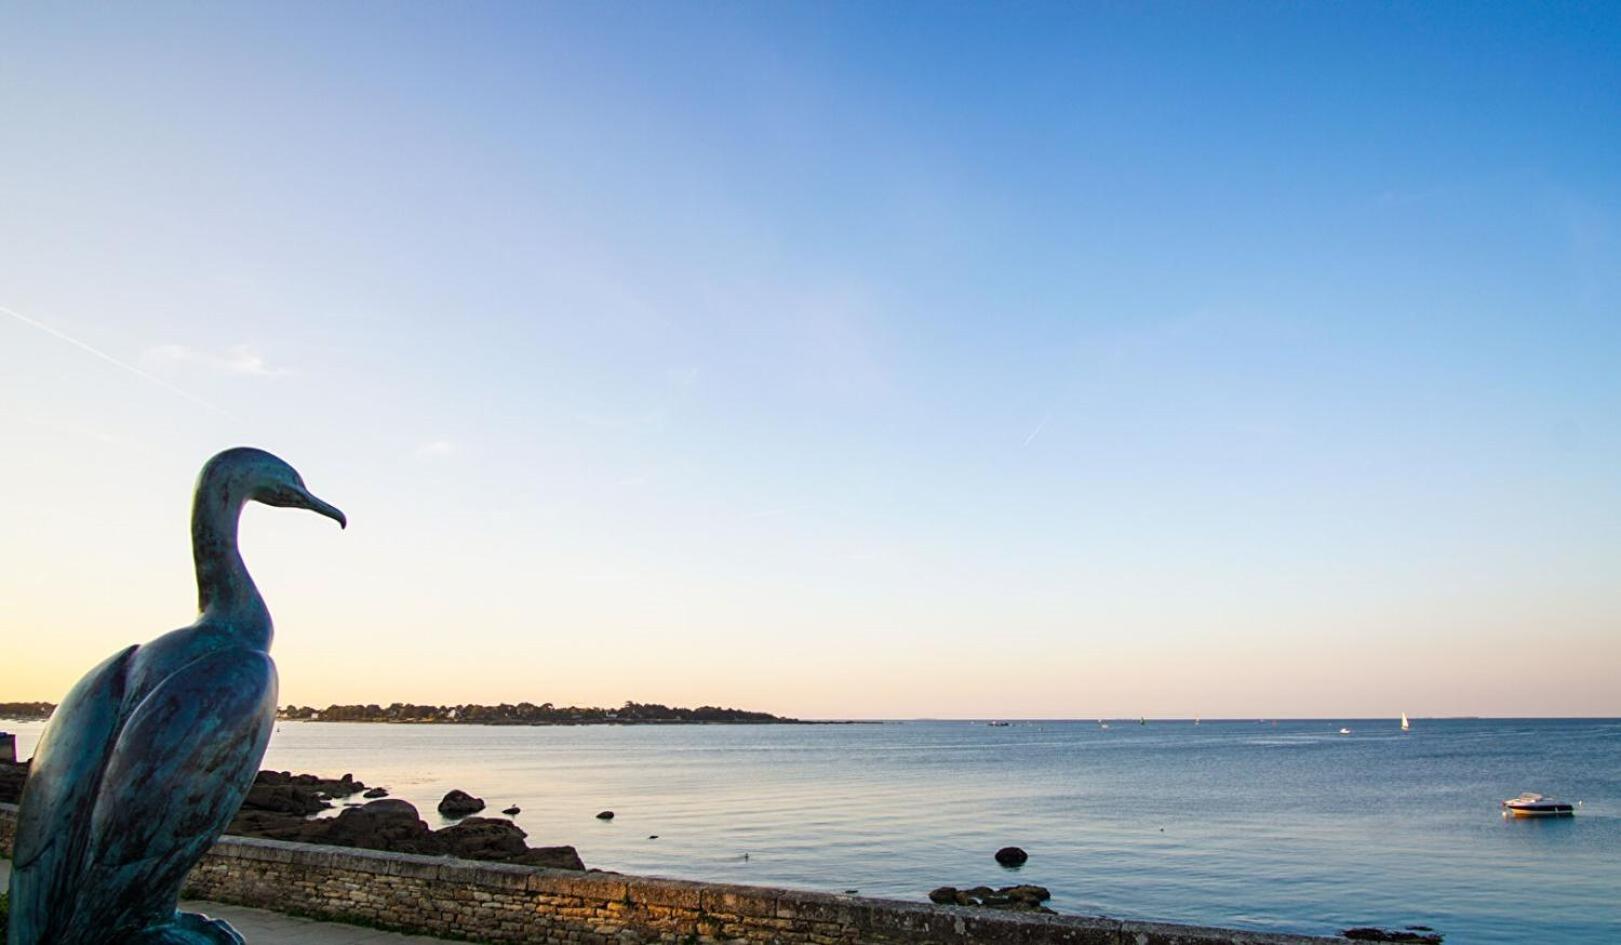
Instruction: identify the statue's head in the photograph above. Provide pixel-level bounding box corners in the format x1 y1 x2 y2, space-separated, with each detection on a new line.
200 446 347 529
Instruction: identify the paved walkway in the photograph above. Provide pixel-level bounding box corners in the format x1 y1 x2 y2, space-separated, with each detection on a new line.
2 860 454 944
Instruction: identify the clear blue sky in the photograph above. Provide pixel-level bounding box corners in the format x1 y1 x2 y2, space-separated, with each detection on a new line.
2 2 1617 717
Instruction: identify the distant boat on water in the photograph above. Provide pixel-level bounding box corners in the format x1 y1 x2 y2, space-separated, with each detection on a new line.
1401 712 1411 732
1339 727 1352 735
987 720 1010 727
1502 793 1575 817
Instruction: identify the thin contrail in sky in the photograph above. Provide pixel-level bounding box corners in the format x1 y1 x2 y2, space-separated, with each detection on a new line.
0 303 232 417
1022 412 1051 447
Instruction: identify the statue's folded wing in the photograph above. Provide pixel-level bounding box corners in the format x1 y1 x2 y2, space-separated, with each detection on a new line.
9 644 139 944
66 648 278 938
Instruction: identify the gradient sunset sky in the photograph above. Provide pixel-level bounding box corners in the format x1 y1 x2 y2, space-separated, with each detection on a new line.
2 3 1617 718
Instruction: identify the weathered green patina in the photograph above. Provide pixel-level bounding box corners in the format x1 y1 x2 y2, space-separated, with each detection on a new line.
6 448 344 945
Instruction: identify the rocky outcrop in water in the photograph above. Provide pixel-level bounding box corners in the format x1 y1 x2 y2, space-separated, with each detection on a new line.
993 846 1028 866
928 885 1053 913
1343 927 1443 944
226 794 584 870
244 770 367 815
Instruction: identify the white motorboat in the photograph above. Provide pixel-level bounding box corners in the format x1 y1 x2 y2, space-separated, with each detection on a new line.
1501 793 1575 817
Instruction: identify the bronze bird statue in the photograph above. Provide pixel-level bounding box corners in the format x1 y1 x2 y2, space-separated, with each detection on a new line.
8 447 345 945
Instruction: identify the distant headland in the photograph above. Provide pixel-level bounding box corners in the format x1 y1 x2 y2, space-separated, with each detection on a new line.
3 700 799 725
275 700 802 725
1 700 872 726
0 701 54 720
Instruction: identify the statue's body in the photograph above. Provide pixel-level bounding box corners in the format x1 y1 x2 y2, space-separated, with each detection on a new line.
8 448 344 945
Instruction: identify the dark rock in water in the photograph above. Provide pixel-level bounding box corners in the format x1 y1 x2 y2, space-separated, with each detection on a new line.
1002 885 1051 905
648 834 659 839
928 884 1052 913
362 787 389 798
994 846 1028 867
438 788 486 817
596 810 615 820
514 845 586 870
1343 928 1443 944
502 805 521 815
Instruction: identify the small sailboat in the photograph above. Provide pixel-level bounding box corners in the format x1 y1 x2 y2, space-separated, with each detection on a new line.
1401 712 1410 732
1099 719 1109 730
1338 727 1352 735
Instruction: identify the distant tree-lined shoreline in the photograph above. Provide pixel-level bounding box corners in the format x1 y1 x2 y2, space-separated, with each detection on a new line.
2 700 816 726
0 702 54 721
275 700 799 725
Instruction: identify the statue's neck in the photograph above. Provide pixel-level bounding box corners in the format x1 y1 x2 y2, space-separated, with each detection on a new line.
191 478 272 649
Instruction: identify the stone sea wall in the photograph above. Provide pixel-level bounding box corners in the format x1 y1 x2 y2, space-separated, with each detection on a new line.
0 803 1339 944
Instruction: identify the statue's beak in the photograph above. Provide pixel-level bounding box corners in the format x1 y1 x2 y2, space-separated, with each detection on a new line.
297 488 347 530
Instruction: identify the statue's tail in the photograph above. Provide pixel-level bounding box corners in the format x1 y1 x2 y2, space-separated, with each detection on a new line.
124 912 246 945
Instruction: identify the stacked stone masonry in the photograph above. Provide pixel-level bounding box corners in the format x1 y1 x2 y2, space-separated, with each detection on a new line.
0 804 1340 944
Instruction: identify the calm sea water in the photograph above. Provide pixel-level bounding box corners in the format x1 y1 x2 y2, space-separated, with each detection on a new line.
6 718 1617 943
